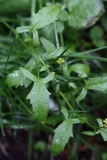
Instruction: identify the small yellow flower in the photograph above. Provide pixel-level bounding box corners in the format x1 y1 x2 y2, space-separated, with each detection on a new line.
103 118 107 128
56 58 65 64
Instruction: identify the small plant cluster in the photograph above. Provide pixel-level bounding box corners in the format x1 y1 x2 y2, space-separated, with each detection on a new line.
1 0 107 157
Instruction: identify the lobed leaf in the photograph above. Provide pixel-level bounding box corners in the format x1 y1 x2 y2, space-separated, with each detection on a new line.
97 118 107 141
27 77 51 122
51 118 73 156
32 5 61 30
20 67 36 82
85 75 107 93
5 58 36 88
5 70 31 87
99 127 107 141
42 72 55 83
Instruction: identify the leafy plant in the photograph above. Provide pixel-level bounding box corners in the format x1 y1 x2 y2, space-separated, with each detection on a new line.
1 0 107 158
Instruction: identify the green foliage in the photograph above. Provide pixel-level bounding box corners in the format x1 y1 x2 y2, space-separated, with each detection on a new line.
90 25 104 39
40 37 55 51
85 75 107 93
34 141 46 152
66 0 105 29
32 5 60 30
16 4 60 32
90 25 106 47
58 9 69 21
82 118 107 141
82 130 99 136
70 63 90 78
76 88 87 102
97 118 107 141
5 70 31 87
27 79 50 122
61 107 68 119
1 0 107 158
51 118 73 155
45 47 65 60
0 0 31 14
102 153 107 160
51 115 82 155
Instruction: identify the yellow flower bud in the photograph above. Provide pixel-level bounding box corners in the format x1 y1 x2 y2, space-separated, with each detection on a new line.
56 58 65 64
103 118 107 128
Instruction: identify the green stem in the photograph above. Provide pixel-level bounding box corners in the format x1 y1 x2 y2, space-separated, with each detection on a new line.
38 0 43 9
59 91 95 129
0 19 37 58
54 22 60 48
67 142 73 159
11 48 25 71
10 88 32 115
52 0 55 4
60 32 64 47
0 116 5 136
0 36 16 137
31 0 36 23
60 92 74 110
4 37 15 75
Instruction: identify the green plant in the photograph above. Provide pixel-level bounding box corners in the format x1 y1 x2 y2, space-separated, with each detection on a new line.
1 0 107 158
